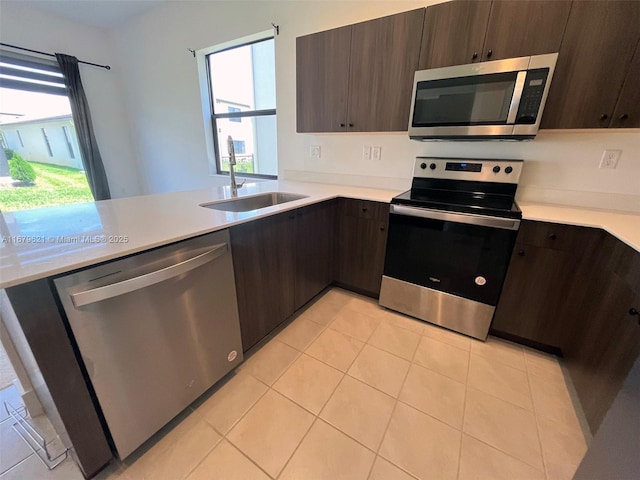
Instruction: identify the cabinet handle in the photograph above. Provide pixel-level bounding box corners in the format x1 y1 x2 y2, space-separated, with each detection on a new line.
517 250 525 256
600 114 609 121
630 308 640 325
380 226 385 232
548 233 557 240
362 207 368 212
348 123 354 128
472 52 478 60
619 114 629 121
486 49 493 58
339 123 346 127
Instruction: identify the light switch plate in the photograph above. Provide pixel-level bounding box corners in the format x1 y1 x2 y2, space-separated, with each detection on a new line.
362 146 372 161
310 145 321 158
372 146 382 161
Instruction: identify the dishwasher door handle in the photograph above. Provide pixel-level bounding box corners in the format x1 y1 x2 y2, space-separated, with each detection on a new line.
390 204 521 231
71 243 228 308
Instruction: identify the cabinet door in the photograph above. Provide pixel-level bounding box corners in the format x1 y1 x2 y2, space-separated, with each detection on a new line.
347 9 425 131
230 212 296 351
335 199 389 296
565 271 640 432
610 40 640 128
296 26 351 132
481 0 570 61
492 244 572 349
294 201 336 310
419 0 492 69
541 1 640 129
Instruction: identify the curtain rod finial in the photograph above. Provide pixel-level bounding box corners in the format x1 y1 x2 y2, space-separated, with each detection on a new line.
271 23 279 36
187 48 196 58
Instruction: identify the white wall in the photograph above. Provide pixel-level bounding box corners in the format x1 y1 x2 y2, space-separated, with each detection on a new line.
0 1 142 198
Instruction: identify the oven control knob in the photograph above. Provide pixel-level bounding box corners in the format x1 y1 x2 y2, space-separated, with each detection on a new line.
492 166 501 173
475 276 487 286
505 166 514 174
420 162 427 170
430 163 436 170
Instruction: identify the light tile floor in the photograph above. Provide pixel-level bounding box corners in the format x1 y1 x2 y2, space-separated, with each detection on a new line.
0 288 590 480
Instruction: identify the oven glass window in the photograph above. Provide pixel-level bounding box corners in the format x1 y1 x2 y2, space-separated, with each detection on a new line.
384 213 517 306
413 72 517 126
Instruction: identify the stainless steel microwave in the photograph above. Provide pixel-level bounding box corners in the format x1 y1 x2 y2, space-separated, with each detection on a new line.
408 53 558 140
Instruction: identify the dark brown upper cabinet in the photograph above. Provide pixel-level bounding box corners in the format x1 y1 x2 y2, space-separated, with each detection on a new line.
541 1 640 129
420 0 492 69
610 40 640 128
346 9 425 132
296 9 424 133
481 0 571 61
296 26 352 132
419 0 569 69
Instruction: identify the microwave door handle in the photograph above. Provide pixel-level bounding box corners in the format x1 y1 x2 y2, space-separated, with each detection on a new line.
390 204 520 231
507 71 527 124
70 243 228 308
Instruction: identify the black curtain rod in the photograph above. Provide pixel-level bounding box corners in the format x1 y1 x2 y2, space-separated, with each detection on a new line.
0 42 111 70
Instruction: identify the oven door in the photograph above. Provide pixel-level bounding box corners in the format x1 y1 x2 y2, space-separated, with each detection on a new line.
383 204 519 306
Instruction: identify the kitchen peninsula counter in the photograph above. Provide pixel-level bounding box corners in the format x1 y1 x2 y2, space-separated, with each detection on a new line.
1 181 639 288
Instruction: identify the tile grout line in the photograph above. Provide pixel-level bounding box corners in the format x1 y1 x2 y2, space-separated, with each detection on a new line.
466 351 538 413
367 326 421 480
456 347 471 480
524 356 552 480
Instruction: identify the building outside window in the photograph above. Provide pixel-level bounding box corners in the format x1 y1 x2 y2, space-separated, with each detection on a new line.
206 36 277 177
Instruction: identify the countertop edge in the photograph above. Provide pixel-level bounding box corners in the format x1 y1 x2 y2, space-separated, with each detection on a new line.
2 183 638 289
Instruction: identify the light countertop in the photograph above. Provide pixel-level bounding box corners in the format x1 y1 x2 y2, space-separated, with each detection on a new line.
1 180 638 289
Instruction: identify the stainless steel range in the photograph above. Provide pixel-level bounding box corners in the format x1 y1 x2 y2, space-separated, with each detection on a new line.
379 157 523 340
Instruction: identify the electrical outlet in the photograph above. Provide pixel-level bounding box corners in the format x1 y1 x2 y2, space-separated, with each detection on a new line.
372 146 382 161
599 149 621 169
362 146 372 161
310 145 321 158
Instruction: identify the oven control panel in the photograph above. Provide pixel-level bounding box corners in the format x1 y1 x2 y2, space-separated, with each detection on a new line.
415 157 523 183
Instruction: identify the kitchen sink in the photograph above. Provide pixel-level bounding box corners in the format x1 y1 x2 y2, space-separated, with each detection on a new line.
200 192 309 212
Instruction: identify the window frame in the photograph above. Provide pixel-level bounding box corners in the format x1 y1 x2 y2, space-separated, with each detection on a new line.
197 31 277 180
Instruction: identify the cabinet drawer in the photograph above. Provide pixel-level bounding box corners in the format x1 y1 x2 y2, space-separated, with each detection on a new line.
339 198 389 220
517 220 592 251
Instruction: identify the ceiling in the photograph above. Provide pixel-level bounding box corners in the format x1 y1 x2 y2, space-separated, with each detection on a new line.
26 0 166 29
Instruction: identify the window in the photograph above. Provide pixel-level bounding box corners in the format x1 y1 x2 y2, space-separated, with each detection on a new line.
206 36 277 177
41 128 53 156
62 125 75 158
0 51 92 212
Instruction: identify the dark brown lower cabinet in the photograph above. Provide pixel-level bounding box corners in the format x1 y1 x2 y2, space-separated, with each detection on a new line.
491 244 574 351
492 222 602 350
492 220 640 434
561 233 640 433
230 211 297 351
231 201 337 351
294 200 336 310
334 198 389 297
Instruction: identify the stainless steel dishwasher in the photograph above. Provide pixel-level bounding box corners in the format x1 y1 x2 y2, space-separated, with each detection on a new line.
54 229 243 459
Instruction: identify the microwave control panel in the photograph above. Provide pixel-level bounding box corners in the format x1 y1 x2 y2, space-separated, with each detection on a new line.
515 68 549 124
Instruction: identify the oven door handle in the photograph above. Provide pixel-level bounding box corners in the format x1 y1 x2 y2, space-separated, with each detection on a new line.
390 204 521 231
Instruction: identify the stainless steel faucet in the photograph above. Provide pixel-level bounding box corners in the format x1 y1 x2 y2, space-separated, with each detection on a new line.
226 135 244 196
